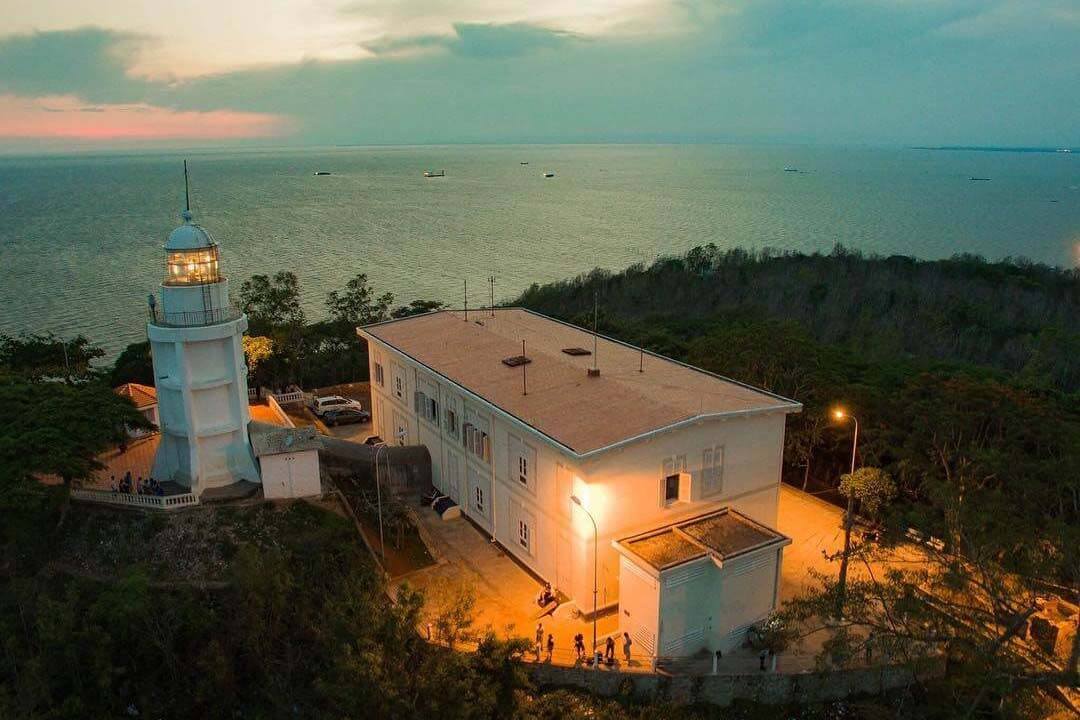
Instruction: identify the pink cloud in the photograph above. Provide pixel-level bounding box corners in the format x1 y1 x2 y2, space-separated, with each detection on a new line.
0 95 293 140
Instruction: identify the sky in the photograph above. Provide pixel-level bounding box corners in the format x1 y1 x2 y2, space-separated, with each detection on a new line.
0 0 1077 151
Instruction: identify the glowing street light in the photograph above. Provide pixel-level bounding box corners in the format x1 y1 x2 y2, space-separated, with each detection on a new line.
831 407 858 475
830 406 860 618
571 494 599 668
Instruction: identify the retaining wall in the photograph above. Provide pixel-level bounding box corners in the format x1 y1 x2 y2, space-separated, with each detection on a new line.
529 657 944 707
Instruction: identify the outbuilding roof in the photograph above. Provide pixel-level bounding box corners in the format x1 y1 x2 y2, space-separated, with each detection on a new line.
113 382 158 410
359 308 800 457
248 422 323 457
613 507 790 573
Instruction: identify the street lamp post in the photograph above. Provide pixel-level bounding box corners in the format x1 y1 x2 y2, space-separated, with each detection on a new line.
571 494 599 668
831 408 859 618
373 443 388 562
372 429 408 564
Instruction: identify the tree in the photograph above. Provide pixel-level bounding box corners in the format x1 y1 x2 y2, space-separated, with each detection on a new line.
0 333 104 382
239 271 305 330
109 341 154 387
242 335 274 382
833 467 896 617
0 379 151 490
391 299 446 318
326 274 394 326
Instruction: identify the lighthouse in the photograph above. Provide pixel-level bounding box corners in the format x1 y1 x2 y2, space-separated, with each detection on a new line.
148 162 259 493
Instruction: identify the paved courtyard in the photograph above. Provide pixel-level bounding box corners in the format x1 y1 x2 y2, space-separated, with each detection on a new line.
393 484 874 673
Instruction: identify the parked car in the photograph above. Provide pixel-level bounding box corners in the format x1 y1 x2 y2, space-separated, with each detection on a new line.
322 407 371 426
364 435 384 446
310 394 364 417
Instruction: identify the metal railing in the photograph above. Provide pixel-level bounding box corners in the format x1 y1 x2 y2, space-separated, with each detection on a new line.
71 488 200 511
149 303 242 328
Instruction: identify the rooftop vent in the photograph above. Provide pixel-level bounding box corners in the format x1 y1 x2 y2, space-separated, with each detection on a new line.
561 347 592 356
502 355 531 368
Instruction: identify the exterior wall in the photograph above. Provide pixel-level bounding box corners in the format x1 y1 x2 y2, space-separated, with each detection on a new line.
709 548 783 651
619 546 784 660
363 334 789 616
260 450 321 499
576 412 787 607
618 555 661 656
127 404 159 438
148 308 259 492
528 657 944 707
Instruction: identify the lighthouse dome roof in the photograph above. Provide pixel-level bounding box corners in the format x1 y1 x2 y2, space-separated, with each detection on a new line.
165 210 217 251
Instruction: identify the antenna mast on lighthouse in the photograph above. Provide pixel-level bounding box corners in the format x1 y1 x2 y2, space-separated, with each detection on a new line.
183 160 192 220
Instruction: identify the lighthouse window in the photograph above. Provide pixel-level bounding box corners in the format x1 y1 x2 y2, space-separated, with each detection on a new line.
165 248 221 286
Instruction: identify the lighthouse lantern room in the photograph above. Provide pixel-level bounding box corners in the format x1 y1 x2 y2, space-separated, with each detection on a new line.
147 162 259 494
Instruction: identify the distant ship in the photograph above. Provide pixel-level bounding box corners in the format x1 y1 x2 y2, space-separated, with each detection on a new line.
520 161 529 165
969 176 991 181
313 171 332 176
423 170 446 178
783 166 799 172
1057 148 1072 153
543 172 555 178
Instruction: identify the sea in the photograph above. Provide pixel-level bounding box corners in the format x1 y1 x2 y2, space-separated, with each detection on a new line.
1 144 1077 357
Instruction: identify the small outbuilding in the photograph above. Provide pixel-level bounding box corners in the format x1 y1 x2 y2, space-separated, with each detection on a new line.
113 383 159 437
249 424 323 499
612 507 790 659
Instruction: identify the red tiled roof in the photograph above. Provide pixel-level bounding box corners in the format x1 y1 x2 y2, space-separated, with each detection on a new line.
114 383 157 410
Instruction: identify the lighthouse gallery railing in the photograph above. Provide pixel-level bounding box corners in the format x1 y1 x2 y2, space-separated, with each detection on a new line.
149 303 243 328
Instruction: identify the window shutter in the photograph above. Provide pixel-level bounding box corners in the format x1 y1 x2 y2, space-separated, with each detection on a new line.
678 471 692 502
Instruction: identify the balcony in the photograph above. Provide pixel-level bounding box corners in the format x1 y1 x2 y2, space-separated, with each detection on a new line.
149 303 243 328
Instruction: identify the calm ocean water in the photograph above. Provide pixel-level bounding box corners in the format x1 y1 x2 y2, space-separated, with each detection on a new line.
1 144 1077 356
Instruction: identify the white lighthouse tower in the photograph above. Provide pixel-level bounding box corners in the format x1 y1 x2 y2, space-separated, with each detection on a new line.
148 162 259 494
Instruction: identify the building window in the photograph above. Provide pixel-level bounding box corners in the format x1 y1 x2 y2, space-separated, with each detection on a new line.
518 454 529 486
664 474 680 503
463 422 491 463
508 434 536 490
474 485 485 514
414 391 439 423
374 362 384 387
445 407 459 439
662 454 687 505
518 519 530 551
701 446 724 496
394 374 404 400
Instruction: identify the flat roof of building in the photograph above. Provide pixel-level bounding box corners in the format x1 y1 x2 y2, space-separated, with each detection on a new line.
360 308 800 456
249 422 323 457
614 507 791 573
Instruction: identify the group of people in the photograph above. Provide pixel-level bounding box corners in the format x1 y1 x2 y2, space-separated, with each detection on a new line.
534 621 633 668
110 471 165 497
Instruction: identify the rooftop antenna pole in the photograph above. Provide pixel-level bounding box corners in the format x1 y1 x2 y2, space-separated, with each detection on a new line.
490 275 495 317
464 279 468 322
522 339 527 396
592 290 599 372
639 345 644 373
183 159 191 218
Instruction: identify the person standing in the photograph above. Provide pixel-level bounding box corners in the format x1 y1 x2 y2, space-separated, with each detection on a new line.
605 636 615 663
535 622 544 660
546 634 555 662
622 632 633 664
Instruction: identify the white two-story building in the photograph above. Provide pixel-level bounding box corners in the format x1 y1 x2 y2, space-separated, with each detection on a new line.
359 308 801 656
